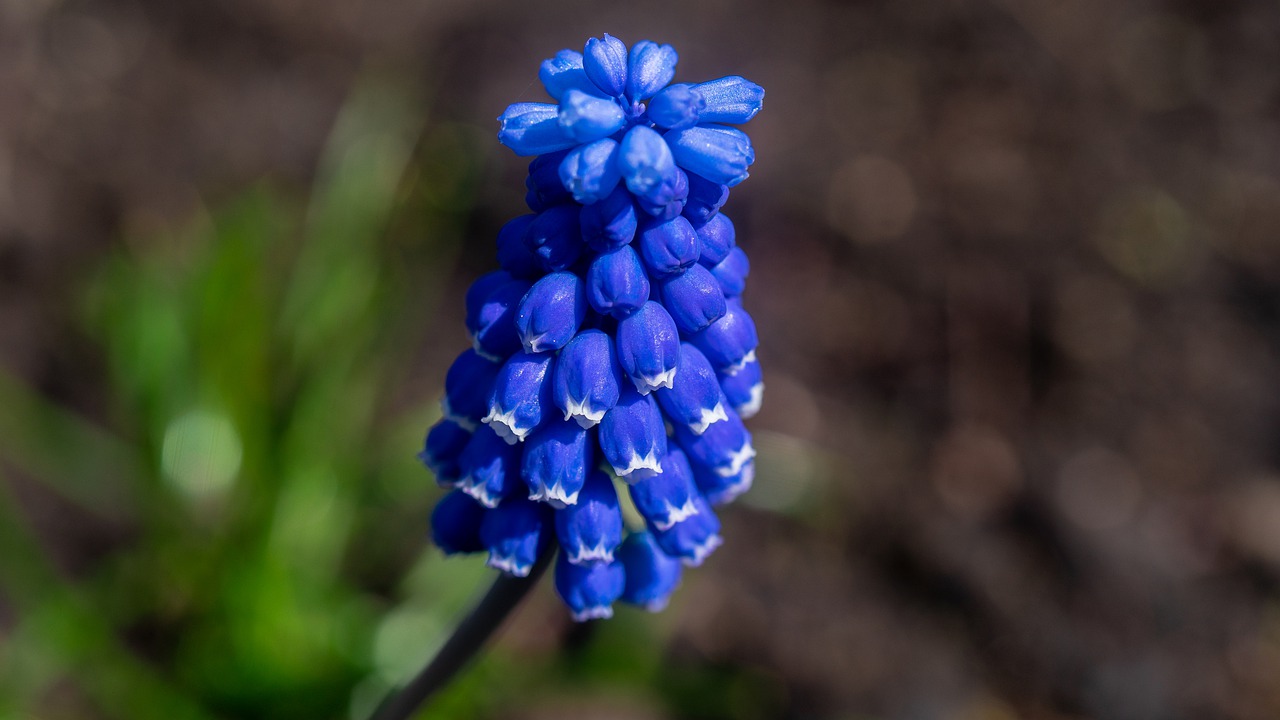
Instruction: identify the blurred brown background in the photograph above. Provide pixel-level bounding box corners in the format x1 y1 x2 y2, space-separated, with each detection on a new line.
4 0 1280 718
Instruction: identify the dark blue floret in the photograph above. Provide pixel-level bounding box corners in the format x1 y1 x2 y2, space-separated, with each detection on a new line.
695 213 736 266
515 271 587 353
554 553 625 621
443 349 501 429
559 138 622 205
618 531 683 610
470 278 532 360
708 246 749 299
656 263 727 334
553 329 624 428
522 416 592 508
465 270 513 334
580 186 637 253
496 217 544 279
485 351 556 443
457 423 524 508
586 245 650 319
688 299 758 375
675 409 755 481
599 386 668 481
419 419 472 486
629 446 700 531
555 469 624 564
481 497 552 576
683 173 730 227
637 215 700 277
652 495 721 566
615 300 680 394
431 490 487 555
656 343 729 436
526 150 573 211
526 204 584 272
719 356 763 419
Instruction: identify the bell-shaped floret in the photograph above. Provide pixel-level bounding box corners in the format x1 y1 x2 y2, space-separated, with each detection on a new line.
629 447 700 531
559 138 622 205
554 470 624 564
719 356 763 419
443 349 501 429
647 84 704 130
481 497 551 577
430 490 487 555
497 103 576 157
456 424 524 508
683 172 730 227
553 329 624 428
484 351 555 444
688 300 758 375
618 126 680 210
598 386 668 482
675 410 755 480
665 124 754 187
618 531 683 610
558 89 627 144
525 204 583 273
464 270 513 336
418 419 472 486
636 215 699 278
522 417 591 508
636 167 689 221
580 186 637 253
656 344 729 435
515 271 586 353
652 495 722 566
539 49 601 101
583 34 628 97
586 245 650 320
615 301 680 393
496 216 543 280
626 40 678 101
554 553 625 621
695 212 736 266
691 76 765 124
470 278 532 361
709 246 749 299
655 264 727 335
526 150 573 211
692 456 754 505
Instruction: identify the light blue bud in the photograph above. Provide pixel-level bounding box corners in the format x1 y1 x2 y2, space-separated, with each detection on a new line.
695 212 736 266
419 419 472 486
618 531 683 610
526 204 583 272
496 216 543 279
515 271 586 353
709 246 749 298
618 125 680 208
615 301 680 394
554 469 624 564
522 416 591 508
652 495 721 566
580 185 638 253
484 351 555 444
656 264 727 334
497 102 577 157
647 84 705 130
585 245 650 319
554 553 625 621
675 410 755 480
553 329 623 428
626 40 678 101
464 270 513 339
443 349 501 429
665 124 755 187
583 34 628 97
688 300 758 374
431 490 487 555
629 447 700 531
456 424 524 508
692 456 754 505
471 278 532 361
682 172 729 227
481 497 551 577
558 89 627 144
656 344 729 435
692 75 765 124
636 215 699 278
558 138 622 205
599 386 668 481
539 49 600 101
719 356 763 419
526 150 573 211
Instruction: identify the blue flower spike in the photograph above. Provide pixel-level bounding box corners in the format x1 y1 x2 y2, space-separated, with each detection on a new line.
430 35 764 620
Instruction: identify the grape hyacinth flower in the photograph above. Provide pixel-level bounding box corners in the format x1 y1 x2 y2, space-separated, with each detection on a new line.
421 34 765 623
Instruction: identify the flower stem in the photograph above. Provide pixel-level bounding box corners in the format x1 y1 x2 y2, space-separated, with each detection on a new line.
368 543 557 720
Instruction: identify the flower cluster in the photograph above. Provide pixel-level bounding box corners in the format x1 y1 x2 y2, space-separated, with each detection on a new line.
420 34 764 621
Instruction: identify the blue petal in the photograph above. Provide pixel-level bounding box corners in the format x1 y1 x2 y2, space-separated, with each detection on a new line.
618 531 683 610
471 278 532 360
580 185 638 253
526 204 584 272
526 149 573 211
585 245 650 319
629 447 700 531
709 246 749 298
615 301 680 394
636 215 699 278
656 344 729 435
554 469 624 564
688 300 758 374
497 102 577 157
558 89 627 143
539 49 601 101
443 349 501 429
481 497 551 577
522 416 592 508
583 34 628 97
484 351 556 444
626 40 678 101
652 495 722 566
618 126 680 208
515 271 586 353
675 409 755 480
553 329 623 428
636 167 688 220
682 172 730 227
456 423 524 508
719 356 763 419
598 386 668 481
554 553 625 621
692 76 765 124
655 263 727 334
418 419 472 486
430 490 487 555
464 270 514 338
692 456 755 505
694 212 736 266
664 124 754 187
496 216 543 279
647 84 704 130
558 138 622 205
